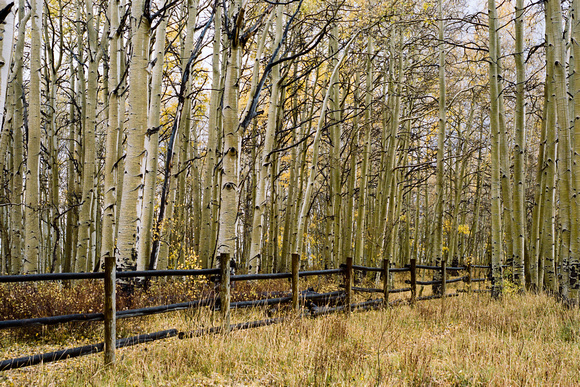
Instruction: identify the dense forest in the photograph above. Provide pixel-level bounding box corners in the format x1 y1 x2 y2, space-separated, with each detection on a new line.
0 0 572 299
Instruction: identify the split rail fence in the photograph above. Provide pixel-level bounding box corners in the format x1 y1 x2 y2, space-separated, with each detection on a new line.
0 254 490 371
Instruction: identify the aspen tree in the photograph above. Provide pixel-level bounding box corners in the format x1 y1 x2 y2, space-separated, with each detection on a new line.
447 124 467 270
354 38 373 266
267 142 280 271
0 132 8 273
540 62 557 292
23 0 43 273
496 36 516 273
9 4 28 274
328 23 341 269
548 0 573 293
432 0 446 293
295 36 355 257
114 0 128 242
76 0 100 272
291 70 317 257
191 123 202 255
69 3 86 272
248 3 282 273
342 71 359 260
173 0 199 268
280 70 300 271
380 46 404 268
569 0 580 301
100 0 121 264
136 17 167 269
0 0 15 127
63 56 78 273
488 0 503 297
199 5 222 268
512 0 526 287
156 140 180 270
217 0 243 256
116 0 151 272
43 0 64 272
529 87 548 290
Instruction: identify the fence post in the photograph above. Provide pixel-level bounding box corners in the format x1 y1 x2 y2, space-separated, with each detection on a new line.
219 253 231 333
382 259 390 306
291 253 300 312
104 255 116 366
410 258 417 305
467 263 472 294
441 259 447 299
345 257 353 314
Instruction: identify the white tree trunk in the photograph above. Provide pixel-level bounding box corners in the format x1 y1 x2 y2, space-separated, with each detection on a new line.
76 0 99 272
116 0 150 271
0 0 15 128
100 0 121 264
23 0 42 273
217 2 242 256
137 18 167 269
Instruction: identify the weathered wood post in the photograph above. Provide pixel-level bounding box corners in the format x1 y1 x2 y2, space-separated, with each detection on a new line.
104 255 116 366
219 253 231 332
441 258 447 298
345 257 353 314
410 258 417 305
467 263 472 294
291 253 300 312
382 258 390 306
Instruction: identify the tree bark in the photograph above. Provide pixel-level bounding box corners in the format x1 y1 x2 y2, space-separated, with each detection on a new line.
23 0 43 274
116 0 151 272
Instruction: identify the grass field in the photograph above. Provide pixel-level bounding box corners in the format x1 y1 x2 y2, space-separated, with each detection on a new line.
2 291 580 386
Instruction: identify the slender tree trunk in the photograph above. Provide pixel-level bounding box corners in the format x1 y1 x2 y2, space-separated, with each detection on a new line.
248 4 282 273
570 0 580 301
100 0 121 264
548 0 573 294
433 0 446 293
199 5 222 268
513 0 526 288
23 0 43 273
329 23 341 269
63 57 78 273
354 37 374 265
529 93 547 290
496 36 516 275
0 0 15 127
489 0 503 297
136 17 167 269
9 5 28 274
76 0 99 272
342 73 359 260
280 123 298 271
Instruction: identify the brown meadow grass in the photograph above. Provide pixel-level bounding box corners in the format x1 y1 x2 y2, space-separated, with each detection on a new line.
2 289 580 386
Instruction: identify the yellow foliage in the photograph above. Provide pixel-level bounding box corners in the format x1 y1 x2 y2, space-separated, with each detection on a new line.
457 224 470 235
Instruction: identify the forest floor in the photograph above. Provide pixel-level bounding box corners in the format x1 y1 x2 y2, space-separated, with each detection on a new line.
2 282 580 386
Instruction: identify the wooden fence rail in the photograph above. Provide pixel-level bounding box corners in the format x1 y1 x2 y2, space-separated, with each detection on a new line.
0 255 491 371
0 269 221 283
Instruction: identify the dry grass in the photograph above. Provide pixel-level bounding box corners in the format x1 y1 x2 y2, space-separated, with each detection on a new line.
2 291 580 386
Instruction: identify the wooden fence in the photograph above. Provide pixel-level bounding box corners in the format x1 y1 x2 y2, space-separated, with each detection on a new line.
0 255 489 371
